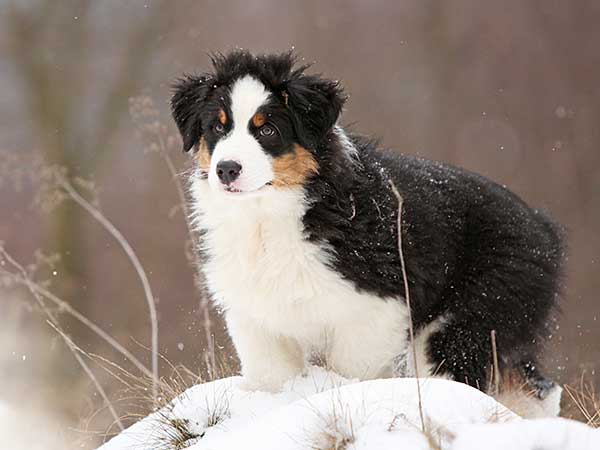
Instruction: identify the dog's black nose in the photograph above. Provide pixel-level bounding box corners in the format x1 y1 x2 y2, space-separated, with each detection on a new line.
216 160 242 185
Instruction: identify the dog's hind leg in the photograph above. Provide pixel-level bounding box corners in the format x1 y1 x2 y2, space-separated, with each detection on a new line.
493 361 563 418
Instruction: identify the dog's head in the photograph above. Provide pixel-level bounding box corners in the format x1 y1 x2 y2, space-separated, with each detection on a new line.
171 50 346 196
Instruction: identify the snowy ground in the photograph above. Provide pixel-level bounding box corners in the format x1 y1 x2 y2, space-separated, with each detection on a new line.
99 367 599 450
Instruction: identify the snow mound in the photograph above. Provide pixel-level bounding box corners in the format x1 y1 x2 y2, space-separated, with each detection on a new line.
99 367 599 450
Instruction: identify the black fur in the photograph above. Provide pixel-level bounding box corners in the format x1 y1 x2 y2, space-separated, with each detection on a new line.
305 133 564 390
171 74 213 152
171 50 565 394
171 50 346 154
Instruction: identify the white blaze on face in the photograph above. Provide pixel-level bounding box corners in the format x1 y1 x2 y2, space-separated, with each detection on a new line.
208 76 273 193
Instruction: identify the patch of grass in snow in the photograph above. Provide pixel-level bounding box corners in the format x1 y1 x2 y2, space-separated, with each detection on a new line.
205 389 232 428
155 416 201 449
310 420 355 450
91 348 235 442
150 382 231 450
387 413 456 450
421 418 456 450
308 394 357 450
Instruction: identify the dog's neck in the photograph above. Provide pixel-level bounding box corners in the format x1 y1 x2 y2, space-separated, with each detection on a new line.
189 174 307 232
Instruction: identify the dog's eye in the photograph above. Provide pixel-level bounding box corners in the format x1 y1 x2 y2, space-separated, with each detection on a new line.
259 125 276 137
214 123 225 134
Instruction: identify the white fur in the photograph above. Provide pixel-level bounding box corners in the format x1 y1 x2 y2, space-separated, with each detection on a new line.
190 175 409 391
194 77 409 392
541 384 563 417
208 76 273 193
403 317 452 379
333 125 360 163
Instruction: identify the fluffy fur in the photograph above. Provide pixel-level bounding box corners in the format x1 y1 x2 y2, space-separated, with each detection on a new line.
170 50 565 417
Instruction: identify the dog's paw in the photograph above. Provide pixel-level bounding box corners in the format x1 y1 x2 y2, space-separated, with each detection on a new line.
238 376 291 393
237 378 282 393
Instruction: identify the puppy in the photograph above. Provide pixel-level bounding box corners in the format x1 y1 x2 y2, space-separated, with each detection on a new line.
171 50 565 417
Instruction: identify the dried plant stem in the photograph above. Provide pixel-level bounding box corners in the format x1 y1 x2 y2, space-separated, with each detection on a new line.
158 135 190 222
564 375 600 427
389 181 426 432
202 307 216 379
47 321 125 431
0 247 124 430
0 247 152 378
58 177 159 402
156 134 215 377
491 330 500 394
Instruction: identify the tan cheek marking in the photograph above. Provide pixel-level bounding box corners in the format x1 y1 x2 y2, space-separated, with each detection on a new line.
252 113 266 127
271 145 319 187
196 138 211 172
218 109 227 125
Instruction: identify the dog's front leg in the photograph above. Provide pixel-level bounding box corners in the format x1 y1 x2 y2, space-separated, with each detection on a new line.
226 313 304 392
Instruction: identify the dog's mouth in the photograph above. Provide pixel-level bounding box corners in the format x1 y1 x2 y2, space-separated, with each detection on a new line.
224 185 242 193
222 181 272 195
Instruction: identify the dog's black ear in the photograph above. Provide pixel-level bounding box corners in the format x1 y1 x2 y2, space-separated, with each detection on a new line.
285 73 346 149
171 74 212 152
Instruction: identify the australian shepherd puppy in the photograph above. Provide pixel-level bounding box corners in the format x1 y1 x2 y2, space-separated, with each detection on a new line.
171 50 565 417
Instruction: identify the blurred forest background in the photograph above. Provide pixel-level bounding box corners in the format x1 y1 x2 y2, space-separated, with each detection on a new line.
0 0 599 448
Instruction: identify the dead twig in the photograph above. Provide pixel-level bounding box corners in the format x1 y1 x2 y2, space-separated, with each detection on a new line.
47 321 124 431
0 246 152 379
389 180 426 432
491 330 500 395
0 245 124 431
58 175 159 403
564 375 600 427
129 96 215 378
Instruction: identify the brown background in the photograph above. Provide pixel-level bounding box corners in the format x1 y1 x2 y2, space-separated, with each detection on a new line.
0 1 598 448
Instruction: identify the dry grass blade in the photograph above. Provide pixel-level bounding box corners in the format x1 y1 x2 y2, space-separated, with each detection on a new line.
563 377 600 427
129 96 216 379
422 417 456 450
57 175 159 402
157 416 201 449
0 245 125 431
387 412 456 449
0 245 153 379
490 329 500 395
84 337 235 446
149 380 231 450
389 180 426 432
47 321 125 431
308 394 356 450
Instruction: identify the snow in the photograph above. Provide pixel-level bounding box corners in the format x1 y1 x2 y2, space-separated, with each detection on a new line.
98 367 600 450
0 400 67 450
452 419 600 450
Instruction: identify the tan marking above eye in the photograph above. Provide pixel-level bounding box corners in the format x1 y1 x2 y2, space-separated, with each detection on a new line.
218 109 227 125
252 113 266 128
271 145 319 188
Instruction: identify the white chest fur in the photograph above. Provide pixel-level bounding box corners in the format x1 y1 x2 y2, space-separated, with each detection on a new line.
190 175 409 385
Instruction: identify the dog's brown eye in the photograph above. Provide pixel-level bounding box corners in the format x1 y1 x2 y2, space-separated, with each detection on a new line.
214 123 225 134
259 125 275 137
